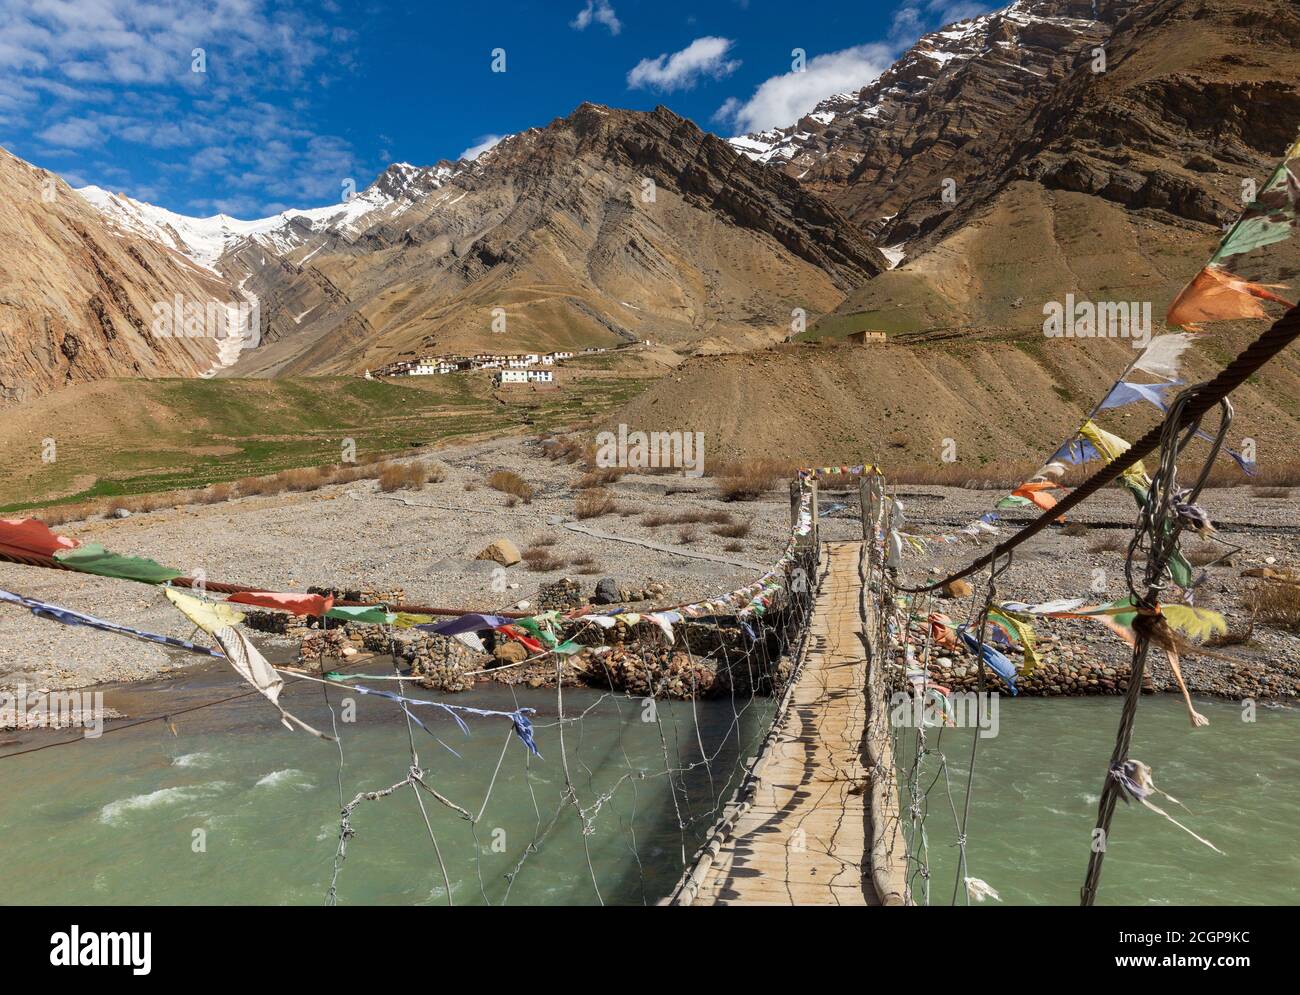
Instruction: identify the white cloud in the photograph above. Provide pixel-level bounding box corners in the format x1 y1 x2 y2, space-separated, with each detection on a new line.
928 0 996 24
715 43 894 134
571 0 621 35
37 116 106 148
714 0 997 137
892 0 993 41
889 6 926 43
627 37 740 93
0 0 364 216
459 134 504 161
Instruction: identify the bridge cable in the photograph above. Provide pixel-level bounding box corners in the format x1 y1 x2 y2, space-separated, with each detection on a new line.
1079 385 1233 905
894 304 1300 595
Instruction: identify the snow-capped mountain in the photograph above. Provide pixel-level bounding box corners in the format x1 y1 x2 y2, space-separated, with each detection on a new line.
66 105 882 382
76 160 461 273
729 0 1134 235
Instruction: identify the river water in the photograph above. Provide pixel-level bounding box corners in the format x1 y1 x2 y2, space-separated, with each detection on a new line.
896 695 1300 906
1 669 1296 905
0 665 773 905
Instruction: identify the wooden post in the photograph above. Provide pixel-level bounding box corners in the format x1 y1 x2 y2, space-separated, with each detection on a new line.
809 479 820 553
859 475 872 544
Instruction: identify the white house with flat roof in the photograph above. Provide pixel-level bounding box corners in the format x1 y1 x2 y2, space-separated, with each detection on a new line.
493 368 555 386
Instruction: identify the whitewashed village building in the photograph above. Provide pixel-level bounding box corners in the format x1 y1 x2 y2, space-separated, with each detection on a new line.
374 348 599 380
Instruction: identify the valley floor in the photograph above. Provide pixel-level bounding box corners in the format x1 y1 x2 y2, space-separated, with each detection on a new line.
0 434 1296 702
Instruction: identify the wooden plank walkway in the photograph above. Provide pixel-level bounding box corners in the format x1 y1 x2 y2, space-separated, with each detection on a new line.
692 541 878 905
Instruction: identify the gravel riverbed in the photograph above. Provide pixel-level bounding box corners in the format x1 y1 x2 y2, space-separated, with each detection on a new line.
1 439 1296 702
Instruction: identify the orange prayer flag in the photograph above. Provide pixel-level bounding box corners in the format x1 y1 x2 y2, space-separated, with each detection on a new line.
1166 266 1294 329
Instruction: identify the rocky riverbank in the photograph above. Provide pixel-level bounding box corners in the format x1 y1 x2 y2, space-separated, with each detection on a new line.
2 435 1295 704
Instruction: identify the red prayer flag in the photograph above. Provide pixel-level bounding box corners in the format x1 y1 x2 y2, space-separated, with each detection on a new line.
227 591 335 616
0 518 81 560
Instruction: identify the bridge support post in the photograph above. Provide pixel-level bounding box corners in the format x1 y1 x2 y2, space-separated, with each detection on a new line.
790 478 820 556
811 479 819 551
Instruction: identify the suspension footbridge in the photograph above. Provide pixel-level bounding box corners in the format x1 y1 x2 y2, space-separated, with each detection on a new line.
669 479 909 906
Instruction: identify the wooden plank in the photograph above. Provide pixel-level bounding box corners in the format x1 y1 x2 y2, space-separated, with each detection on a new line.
692 542 876 906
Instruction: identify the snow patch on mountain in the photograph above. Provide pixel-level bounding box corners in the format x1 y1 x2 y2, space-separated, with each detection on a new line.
77 161 461 274
727 0 1103 172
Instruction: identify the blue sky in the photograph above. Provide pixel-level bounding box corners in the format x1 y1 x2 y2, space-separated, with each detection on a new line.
0 0 994 218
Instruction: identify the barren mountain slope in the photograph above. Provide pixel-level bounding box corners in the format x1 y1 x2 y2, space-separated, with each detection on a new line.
217 104 886 378
608 326 1300 468
0 148 236 401
816 0 1300 336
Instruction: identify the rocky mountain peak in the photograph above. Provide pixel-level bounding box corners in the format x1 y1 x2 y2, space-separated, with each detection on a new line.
369 160 460 201
729 0 1143 236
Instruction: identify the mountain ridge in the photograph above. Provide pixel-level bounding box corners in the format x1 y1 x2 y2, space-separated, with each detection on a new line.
0 147 241 402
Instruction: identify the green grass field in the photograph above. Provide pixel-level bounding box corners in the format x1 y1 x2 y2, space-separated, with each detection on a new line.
0 371 653 512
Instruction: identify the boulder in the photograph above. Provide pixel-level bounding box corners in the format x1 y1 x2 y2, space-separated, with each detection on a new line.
494 640 528 665
593 578 620 605
475 539 520 566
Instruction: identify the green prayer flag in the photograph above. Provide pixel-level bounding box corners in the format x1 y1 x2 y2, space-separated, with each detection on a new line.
54 544 183 584
326 605 395 624
1168 549 1195 589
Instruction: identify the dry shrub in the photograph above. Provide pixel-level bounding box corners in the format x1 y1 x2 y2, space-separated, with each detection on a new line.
1243 580 1300 632
723 541 745 553
1205 616 1255 648
403 462 430 489
1185 546 1233 567
677 527 698 545
713 459 790 501
539 434 591 464
34 504 91 527
712 521 750 539
202 483 234 504
104 499 132 518
327 464 360 485
879 459 1300 492
575 489 616 519
284 467 327 491
1248 462 1300 487
522 546 566 572
578 467 624 488
240 473 286 497
1252 486 1293 499
817 473 860 491
1088 535 1126 554
568 553 602 575
488 470 535 503
886 463 1031 490
1060 521 1090 538
377 463 431 494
